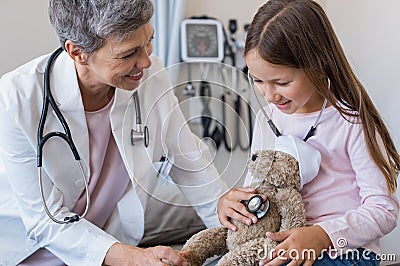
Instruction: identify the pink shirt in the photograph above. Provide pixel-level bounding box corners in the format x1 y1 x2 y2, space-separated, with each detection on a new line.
245 104 399 255
21 98 130 265
73 98 130 229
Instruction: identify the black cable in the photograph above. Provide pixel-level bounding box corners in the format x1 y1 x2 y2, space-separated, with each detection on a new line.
235 94 250 151
200 81 212 138
221 93 236 151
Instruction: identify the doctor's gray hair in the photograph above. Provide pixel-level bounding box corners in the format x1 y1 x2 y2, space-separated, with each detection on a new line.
48 0 154 53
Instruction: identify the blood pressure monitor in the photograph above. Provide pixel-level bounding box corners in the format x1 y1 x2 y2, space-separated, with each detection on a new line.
180 19 224 62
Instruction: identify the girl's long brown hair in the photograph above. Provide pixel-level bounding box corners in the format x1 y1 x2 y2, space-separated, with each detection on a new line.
245 0 399 194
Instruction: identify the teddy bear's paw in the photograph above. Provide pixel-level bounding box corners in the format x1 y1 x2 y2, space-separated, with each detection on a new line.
183 251 206 266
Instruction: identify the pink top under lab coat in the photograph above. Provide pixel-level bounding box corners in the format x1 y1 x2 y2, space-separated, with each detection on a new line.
20 98 129 265
245 103 399 256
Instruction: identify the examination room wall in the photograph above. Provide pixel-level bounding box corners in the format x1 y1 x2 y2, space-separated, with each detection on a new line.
0 0 399 259
0 1 59 76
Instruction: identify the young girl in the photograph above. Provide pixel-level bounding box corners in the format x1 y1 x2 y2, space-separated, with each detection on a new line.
217 0 400 265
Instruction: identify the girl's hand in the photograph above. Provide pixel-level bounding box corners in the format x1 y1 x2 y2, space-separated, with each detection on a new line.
259 225 332 266
104 243 188 266
217 187 267 231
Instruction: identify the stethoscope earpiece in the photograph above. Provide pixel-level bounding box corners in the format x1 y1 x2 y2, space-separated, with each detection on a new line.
242 195 270 219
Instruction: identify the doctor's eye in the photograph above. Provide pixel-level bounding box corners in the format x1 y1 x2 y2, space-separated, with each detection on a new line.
121 50 137 59
147 36 154 46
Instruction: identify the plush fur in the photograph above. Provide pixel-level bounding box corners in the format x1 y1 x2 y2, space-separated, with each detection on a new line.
181 150 307 266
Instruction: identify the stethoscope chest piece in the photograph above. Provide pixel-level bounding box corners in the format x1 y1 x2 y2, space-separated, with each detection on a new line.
243 195 270 219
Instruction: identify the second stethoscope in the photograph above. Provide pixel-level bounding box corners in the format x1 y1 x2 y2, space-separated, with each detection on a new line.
37 47 148 224
247 70 328 142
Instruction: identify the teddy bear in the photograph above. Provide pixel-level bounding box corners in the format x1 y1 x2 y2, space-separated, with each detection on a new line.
180 135 321 266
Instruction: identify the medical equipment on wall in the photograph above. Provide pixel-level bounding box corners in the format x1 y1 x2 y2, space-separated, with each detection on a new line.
37 47 149 224
179 17 253 151
220 91 253 151
37 47 89 224
247 70 328 142
182 63 196 97
199 80 222 149
180 18 225 62
220 66 253 151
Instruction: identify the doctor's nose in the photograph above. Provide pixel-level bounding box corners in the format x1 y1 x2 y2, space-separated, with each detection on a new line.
135 46 152 69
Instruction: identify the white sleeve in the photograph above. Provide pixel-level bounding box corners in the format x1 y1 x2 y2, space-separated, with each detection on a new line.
0 78 117 266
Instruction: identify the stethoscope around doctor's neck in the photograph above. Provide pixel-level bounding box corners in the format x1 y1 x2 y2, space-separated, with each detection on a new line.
37 47 149 224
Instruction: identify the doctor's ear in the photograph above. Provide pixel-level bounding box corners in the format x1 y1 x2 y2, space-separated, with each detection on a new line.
64 40 89 65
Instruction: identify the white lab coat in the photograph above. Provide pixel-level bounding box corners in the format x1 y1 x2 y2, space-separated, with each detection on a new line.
0 50 227 265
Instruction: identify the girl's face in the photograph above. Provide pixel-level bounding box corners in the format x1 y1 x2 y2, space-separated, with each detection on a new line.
82 22 154 91
246 49 325 114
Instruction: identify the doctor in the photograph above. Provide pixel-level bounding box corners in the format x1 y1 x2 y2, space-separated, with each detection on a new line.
0 0 227 265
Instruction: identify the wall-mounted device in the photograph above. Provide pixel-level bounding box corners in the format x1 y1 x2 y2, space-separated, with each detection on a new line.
180 19 224 62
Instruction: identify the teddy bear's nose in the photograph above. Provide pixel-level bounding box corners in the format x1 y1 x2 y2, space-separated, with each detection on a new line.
251 154 258 161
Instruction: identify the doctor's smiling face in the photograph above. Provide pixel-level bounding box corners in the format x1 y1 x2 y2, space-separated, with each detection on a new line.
246 49 325 114
72 22 154 92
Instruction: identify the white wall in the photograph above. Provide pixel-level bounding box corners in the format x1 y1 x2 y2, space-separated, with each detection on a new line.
323 0 400 256
0 1 59 75
184 0 267 37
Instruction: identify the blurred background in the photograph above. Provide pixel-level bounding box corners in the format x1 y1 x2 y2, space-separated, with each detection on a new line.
0 0 399 259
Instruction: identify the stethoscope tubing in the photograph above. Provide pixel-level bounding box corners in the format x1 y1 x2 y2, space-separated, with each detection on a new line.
38 160 89 224
37 47 90 224
38 47 80 167
247 70 282 138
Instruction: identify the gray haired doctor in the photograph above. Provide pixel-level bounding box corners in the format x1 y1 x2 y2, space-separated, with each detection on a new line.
0 0 227 265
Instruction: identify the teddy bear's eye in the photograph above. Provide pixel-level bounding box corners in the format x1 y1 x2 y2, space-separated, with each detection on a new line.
251 154 258 161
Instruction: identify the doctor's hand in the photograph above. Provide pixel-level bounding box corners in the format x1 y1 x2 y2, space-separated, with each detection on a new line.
217 187 267 231
258 226 332 266
104 243 188 266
